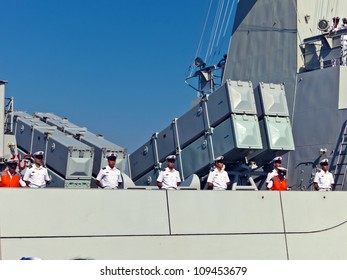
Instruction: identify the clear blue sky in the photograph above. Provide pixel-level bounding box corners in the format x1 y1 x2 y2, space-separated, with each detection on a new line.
0 0 234 153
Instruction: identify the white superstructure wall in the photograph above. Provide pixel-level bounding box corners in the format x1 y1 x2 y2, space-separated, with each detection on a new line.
296 0 347 70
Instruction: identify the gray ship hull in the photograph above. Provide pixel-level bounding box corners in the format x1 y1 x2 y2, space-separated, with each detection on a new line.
1 188 347 259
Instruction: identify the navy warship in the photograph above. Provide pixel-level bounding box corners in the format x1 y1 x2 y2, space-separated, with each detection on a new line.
1 0 347 259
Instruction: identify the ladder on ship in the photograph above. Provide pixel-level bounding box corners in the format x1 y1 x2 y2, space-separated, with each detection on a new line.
334 123 347 190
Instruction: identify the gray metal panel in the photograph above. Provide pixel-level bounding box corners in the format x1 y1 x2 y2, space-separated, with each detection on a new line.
79 131 126 176
3 190 347 259
231 114 263 149
181 134 212 177
286 224 347 259
14 118 33 153
134 168 160 187
177 102 207 148
282 192 347 259
156 123 176 162
129 139 157 180
288 66 346 188
208 80 257 126
34 112 69 130
303 36 336 71
248 118 287 164
14 112 53 153
211 115 260 163
179 115 262 177
130 103 209 181
0 189 169 237
34 112 127 175
211 115 263 163
264 116 294 150
225 0 297 117
0 234 287 260
212 117 240 161
47 136 93 179
31 127 94 179
48 168 91 189
168 191 284 234
259 82 289 116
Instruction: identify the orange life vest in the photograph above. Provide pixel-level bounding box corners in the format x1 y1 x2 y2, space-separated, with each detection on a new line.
0 170 21 188
270 176 287 191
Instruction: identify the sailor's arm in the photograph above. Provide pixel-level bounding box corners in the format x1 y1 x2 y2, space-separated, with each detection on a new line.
267 180 274 190
96 169 105 188
207 172 214 188
176 172 181 187
156 171 164 189
19 178 27 187
22 169 30 187
313 172 319 190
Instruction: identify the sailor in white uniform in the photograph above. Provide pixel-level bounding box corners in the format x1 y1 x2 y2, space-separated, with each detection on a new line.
23 151 51 188
314 158 334 191
156 155 181 190
207 156 230 190
265 156 283 187
96 152 123 189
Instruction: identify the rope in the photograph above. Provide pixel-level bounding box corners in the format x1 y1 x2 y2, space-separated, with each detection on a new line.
205 0 223 63
208 0 225 62
223 0 235 37
186 0 238 78
188 0 214 77
216 0 230 45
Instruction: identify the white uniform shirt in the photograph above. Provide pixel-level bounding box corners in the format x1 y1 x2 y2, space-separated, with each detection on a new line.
96 165 122 189
207 169 230 190
157 168 181 190
266 179 279 190
314 170 334 190
23 165 50 188
266 169 278 184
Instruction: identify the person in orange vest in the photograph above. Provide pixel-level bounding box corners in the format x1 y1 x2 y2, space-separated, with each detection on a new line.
265 156 283 187
0 159 26 188
267 167 288 191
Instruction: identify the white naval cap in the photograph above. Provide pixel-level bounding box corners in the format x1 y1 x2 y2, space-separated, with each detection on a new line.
6 159 18 165
214 156 224 162
106 152 117 159
33 151 44 157
271 156 282 163
320 158 329 165
166 155 176 161
277 167 287 173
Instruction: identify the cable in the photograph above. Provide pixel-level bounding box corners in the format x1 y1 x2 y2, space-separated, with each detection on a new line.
205 0 222 63
188 0 214 77
223 0 235 37
207 0 225 63
216 0 230 45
